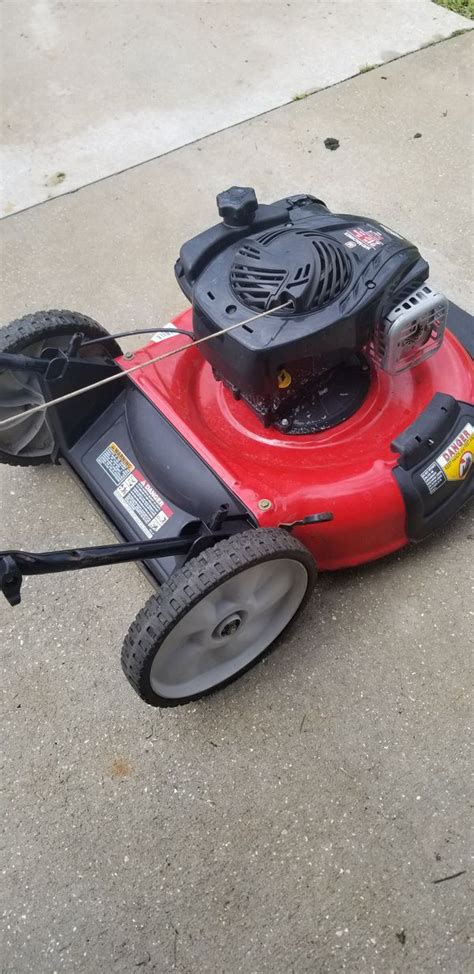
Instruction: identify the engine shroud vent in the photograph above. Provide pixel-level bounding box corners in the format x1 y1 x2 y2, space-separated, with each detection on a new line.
229 228 352 314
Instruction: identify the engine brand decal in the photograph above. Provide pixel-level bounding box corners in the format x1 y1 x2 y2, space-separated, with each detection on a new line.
151 323 178 343
97 442 135 485
437 422 473 482
344 226 385 251
96 443 173 537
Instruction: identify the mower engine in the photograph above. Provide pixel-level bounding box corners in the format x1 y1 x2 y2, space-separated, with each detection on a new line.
175 187 448 432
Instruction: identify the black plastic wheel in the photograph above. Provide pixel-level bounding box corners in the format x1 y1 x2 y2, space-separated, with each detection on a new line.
121 528 317 707
0 310 122 466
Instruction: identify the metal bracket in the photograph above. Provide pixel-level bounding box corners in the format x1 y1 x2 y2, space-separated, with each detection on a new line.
279 512 334 531
0 352 50 375
43 348 71 382
0 343 116 385
207 504 253 533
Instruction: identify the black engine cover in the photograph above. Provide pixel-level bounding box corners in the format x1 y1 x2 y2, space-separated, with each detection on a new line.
175 188 428 405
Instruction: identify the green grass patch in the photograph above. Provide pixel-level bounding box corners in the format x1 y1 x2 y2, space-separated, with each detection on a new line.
359 63 380 73
291 88 320 101
432 0 474 19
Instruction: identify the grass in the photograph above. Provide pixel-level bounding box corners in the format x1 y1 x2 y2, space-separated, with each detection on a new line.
432 0 474 18
292 15 471 104
291 88 319 101
359 63 380 73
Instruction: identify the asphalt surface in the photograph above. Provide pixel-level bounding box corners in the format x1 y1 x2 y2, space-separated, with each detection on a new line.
1 31 473 974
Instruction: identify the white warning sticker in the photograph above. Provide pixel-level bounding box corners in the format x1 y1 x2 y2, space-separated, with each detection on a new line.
96 442 173 537
151 323 178 343
113 471 173 538
420 461 446 495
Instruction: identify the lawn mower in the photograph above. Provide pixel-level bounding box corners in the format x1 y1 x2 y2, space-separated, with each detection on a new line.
0 187 472 707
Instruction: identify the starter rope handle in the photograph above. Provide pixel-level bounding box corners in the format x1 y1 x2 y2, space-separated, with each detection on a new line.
0 303 290 430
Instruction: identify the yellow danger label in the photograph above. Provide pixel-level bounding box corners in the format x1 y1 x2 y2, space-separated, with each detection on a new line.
109 442 134 470
437 422 473 481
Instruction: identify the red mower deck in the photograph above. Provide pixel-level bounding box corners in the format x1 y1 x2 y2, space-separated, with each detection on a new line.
120 312 473 570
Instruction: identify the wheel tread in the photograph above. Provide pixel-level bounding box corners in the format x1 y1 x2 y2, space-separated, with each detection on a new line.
121 528 317 708
0 310 121 466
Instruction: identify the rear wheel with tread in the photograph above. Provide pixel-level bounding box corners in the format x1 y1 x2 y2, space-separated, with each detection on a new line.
0 310 121 466
121 528 317 707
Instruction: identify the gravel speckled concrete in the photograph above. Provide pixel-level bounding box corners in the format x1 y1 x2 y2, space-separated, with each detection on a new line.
1 0 471 216
1 34 473 974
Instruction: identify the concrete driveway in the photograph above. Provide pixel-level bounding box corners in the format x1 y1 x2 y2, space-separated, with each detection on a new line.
1 19 473 974
0 0 470 216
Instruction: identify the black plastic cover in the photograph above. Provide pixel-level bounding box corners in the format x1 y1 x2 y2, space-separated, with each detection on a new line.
65 386 253 582
175 189 428 398
175 193 328 300
392 394 473 540
446 301 474 358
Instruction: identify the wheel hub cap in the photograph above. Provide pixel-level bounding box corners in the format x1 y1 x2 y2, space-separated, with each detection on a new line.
214 612 244 639
150 558 309 698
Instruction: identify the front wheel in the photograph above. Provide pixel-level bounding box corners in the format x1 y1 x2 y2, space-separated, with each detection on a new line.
121 529 317 707
0 309 121 466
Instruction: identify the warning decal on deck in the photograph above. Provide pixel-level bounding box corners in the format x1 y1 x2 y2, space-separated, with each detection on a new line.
96 443 173 537
420 423 473 494
113 472 173 537
97 442 135 485
420 461 446 495
436 422 473 482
